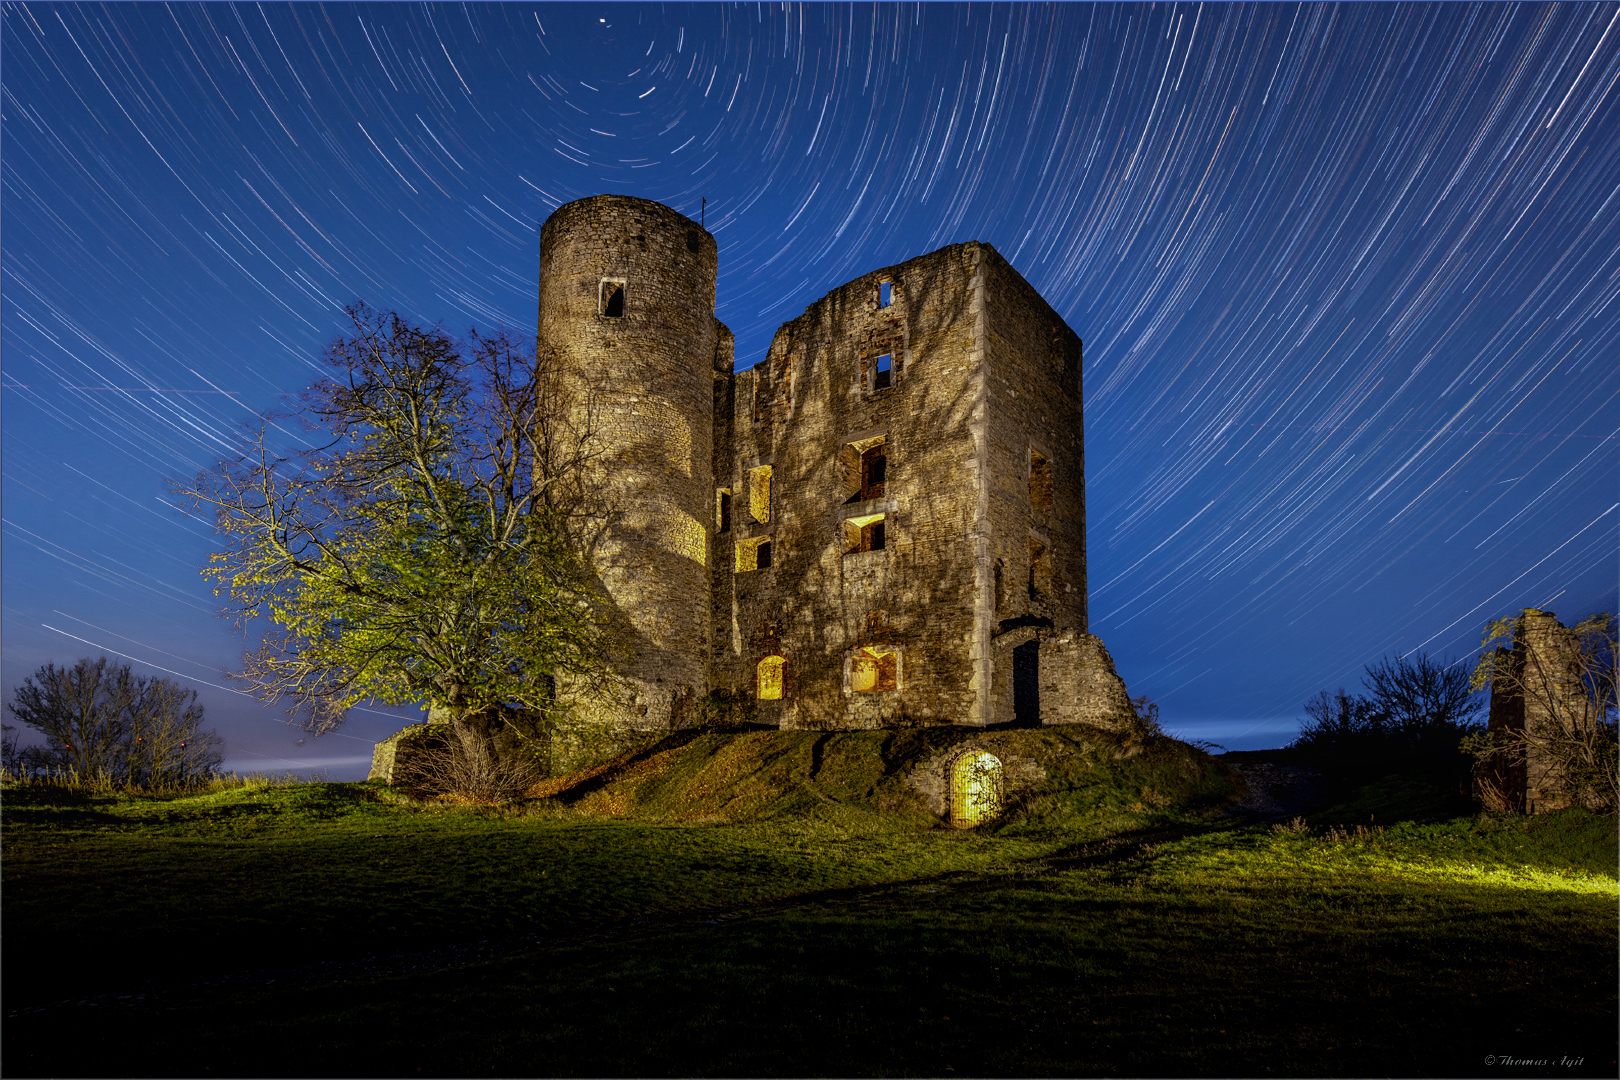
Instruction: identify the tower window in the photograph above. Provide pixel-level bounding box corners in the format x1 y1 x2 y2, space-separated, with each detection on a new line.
850 647 898 693
749 465 772 524
686 230 701 254
736 535 773 572
1029 539 1050 601
600 279 626 318
879 280 892 307
861 443 886 499
839 435 887 504
756 656 786 700
874 353 892 390
1029 449 1053 509
717 489 732 533
842 513 886 554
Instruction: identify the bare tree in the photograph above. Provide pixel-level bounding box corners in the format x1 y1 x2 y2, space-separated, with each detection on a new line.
1361 652 1478 753
1467 610 1617 812
5 657 222 784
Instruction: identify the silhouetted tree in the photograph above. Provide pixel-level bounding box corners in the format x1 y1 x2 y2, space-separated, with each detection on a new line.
5 657 222 784
1291 652 1482 776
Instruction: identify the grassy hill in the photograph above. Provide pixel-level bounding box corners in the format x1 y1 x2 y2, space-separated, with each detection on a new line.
3 729 1614 1078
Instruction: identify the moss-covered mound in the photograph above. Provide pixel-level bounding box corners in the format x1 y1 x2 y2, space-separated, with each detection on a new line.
534 725 1239 833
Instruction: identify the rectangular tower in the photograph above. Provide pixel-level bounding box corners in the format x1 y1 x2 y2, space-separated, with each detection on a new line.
709 242 1094 729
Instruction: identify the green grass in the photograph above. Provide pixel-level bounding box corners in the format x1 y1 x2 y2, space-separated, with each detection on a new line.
3 740 1614 1078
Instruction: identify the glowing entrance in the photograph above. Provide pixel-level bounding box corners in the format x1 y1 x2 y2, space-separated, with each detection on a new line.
950 751 1002 827
756 656 786 700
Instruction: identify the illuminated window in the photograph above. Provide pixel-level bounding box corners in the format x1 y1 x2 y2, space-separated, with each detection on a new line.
717 489 732 533
850 647 897 693
749 465 772 524
736 535 773 572
842 513 886 554
1029 449 1052 509
600 279 626 318
839 435 887 504
951 751 1002 827
756 656 786 700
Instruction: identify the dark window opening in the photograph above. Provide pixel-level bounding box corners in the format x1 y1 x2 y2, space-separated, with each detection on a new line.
686 230 701 254
756 539 772 569
862 518 885 552
603 284 625 318
1029 540 1049 601
1013 641 1041 726
874 353 892 390
879 281 892 307
860 445 886 500
718 490 731 533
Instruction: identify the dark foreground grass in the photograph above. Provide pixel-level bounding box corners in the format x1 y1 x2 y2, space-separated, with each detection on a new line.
3 766 1615 1078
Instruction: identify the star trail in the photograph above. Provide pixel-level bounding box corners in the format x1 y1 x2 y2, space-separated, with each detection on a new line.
3 2 1616 771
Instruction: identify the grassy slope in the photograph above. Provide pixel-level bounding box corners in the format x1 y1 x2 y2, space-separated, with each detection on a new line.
3 733 1614 1078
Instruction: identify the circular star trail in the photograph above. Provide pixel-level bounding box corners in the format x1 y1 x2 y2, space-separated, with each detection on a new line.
3 2 1616 766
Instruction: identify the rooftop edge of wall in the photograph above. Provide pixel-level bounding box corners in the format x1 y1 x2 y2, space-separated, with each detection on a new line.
767 241 1080 348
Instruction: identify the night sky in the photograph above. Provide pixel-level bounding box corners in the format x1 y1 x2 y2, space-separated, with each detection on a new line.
3 2 1616 777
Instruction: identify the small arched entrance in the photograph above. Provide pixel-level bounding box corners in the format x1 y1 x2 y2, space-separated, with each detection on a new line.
950 750 1002 827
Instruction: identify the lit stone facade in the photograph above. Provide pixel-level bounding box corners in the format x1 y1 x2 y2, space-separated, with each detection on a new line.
539 194 1131 735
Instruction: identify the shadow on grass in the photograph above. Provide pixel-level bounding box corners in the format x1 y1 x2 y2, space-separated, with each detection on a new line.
5 865 1614 1079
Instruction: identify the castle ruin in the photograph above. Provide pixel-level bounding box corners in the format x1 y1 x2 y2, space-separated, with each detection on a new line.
540 194 1132 744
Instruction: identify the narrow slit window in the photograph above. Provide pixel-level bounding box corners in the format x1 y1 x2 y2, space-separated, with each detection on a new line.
1029 449 1053 509
717 489 732 533
1029 540 1050 601
850 647 898 693
736 535 773 572
843 513 886 554
879 280 892 307
874 353 892 390
749 465 772 524
756 656 786 700
600 279 626 318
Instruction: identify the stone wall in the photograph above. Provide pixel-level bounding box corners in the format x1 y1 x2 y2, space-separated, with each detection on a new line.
538 195 725 735
522 197 1133 748
711 244 988 730
1481 609 1596 813
979 247 1088 725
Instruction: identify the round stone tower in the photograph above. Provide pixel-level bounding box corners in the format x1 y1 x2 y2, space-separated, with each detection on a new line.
538 195 719 742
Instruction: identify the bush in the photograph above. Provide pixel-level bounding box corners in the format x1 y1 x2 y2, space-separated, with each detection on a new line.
1290 653 1482 779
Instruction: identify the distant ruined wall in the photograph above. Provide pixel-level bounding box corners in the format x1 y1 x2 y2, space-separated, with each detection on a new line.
1481 609 1594 813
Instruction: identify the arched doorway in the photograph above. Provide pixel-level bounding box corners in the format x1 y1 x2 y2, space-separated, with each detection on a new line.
950 751 1002 827
756 656 786 700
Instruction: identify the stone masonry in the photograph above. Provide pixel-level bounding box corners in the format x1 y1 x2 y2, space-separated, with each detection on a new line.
537 194 1132 738
1479 608 1599 813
